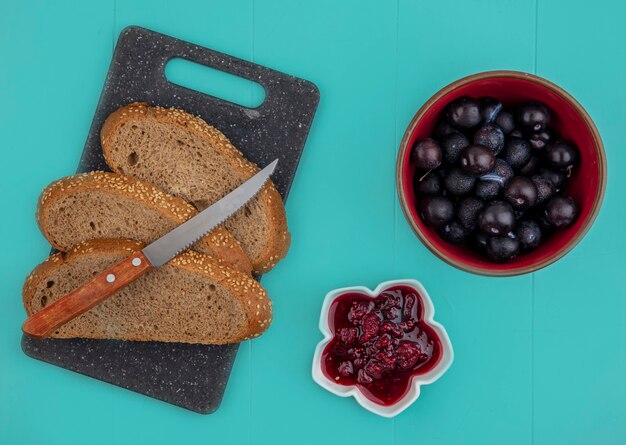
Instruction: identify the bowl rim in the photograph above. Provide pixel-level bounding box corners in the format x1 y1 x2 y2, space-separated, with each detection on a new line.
396 70 607 277
311 278 454 418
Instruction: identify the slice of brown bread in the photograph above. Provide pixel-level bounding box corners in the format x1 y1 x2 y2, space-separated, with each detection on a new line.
23 239 272 344
37 171 252 275
101 102 290 274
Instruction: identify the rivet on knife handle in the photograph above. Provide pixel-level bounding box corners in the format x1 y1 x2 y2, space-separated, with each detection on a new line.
22 252 152 338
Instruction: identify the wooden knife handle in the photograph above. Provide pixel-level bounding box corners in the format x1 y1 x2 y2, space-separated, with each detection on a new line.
22 251 152 339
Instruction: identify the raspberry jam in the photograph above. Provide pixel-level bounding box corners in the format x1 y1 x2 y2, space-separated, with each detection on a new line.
321 285 442 406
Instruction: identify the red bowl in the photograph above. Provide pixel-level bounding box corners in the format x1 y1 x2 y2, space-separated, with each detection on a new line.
397 71 606 276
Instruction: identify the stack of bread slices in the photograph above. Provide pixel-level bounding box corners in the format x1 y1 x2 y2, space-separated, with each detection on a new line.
23 103 290 344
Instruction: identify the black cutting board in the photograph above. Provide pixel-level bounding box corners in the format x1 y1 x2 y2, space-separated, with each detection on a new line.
22 26 319 414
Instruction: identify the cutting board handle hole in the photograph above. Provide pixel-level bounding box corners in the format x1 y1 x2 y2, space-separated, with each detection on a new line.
165 57 265 109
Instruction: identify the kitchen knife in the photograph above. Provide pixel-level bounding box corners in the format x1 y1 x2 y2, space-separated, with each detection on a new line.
22 159 278 339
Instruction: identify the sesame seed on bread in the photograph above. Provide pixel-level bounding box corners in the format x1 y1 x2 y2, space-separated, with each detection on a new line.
22 239 272 344
100 102 290 274
37 171 252 275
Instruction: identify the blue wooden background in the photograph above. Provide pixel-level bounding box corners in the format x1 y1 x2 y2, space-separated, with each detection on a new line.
1 1 624 444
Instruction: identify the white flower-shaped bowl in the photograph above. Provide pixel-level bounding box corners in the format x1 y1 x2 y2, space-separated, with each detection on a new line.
312 279 454 418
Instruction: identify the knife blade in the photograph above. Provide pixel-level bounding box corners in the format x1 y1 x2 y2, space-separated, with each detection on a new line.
22 159 278 338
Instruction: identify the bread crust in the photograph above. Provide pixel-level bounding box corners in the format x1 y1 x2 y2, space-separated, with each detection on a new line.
37 171 252 275
22 239 272 344
101 102 290 274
